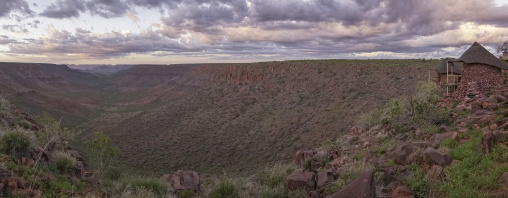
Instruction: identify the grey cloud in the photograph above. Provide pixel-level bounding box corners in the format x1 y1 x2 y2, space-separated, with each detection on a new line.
7 28 202 59
41 0 130 19
0 38 18 45
2 24 28 33
75 27 91 34
40 0 86 18
160 0 248 31
0 0 34 18
85 0 130 18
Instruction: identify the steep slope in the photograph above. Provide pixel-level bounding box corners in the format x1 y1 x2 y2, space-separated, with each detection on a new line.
99 59 439 175
0 62 103 126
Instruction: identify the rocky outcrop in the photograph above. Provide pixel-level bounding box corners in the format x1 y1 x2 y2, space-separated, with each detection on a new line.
330 169 374 198
166 170 203 193
285 171 316 191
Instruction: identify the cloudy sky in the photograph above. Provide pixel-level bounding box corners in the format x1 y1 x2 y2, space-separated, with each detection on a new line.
1 0 508 64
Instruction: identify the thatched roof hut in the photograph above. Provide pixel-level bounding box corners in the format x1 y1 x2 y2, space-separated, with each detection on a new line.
435 58 463 74
454 42 507 98
459 42 508 70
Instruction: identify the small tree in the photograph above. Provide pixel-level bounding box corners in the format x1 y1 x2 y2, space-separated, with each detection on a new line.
497 41 508 57
85 131 121 175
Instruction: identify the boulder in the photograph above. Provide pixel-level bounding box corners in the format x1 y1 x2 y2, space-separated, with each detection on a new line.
495 131 508 142
67 150 83 160
170 170 202 193
494 95 507 102
26 158 35 168
326 158 343 176
491 124 499 130
391 142 430 165
458 128 468 133
310 161 323 171
475 114 497 126
424 147 452 167
316 170 334 189
7 177 26 193
11 187 31 197
390 186 415 198
294 151 306 166
34 147 53 162
330 169 374 198
478 131 496 153
285 171 316 191
499 123 508 130
429 132 458 147
498 172 508 184
471 102 482 113
160 174 171 182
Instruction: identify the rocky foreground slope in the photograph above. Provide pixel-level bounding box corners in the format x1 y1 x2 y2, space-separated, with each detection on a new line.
281 83 508 198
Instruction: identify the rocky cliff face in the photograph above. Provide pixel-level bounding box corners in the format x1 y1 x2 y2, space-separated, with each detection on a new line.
0 59 441 176
98 60 439 175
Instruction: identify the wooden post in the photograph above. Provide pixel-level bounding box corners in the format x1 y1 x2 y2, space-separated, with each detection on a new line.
446 62 449 96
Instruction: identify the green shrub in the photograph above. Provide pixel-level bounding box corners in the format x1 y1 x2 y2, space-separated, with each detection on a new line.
35 112 75 151
406 166 428 198
124 177 168 198
259 186 285 198
84 131 121 175
324 162 365 196
46 176 74 196
286 189 307 198
349 136 360 144
19 120 32 129
255 164 294 188
0 129 33 155
103 166 123 181
360 81 451 133
439 138 458 149
208 178 239 198
54 151 77 172
176 189 196 198
121 187 159 198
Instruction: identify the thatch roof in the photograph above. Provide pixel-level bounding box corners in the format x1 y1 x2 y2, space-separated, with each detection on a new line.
435 58 463 74
459 42 508 70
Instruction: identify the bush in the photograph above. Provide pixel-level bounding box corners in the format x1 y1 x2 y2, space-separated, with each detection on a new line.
19 120 32 129
176 189 196 198
103 166 123 181
0 129 33 155
208 178 239 198
84 131 121 175
259 186 285 198
254 164 294 188
324 162 365 196
54 151 77 172
124 177 168 198
406 166 428 198
35 112 75 151
360 81 451 134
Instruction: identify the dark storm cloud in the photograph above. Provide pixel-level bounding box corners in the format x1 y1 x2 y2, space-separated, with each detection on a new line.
0 0 34 18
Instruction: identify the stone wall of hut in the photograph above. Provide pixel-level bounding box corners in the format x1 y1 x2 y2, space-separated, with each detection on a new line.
437 74 446 85
454 64 503 98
